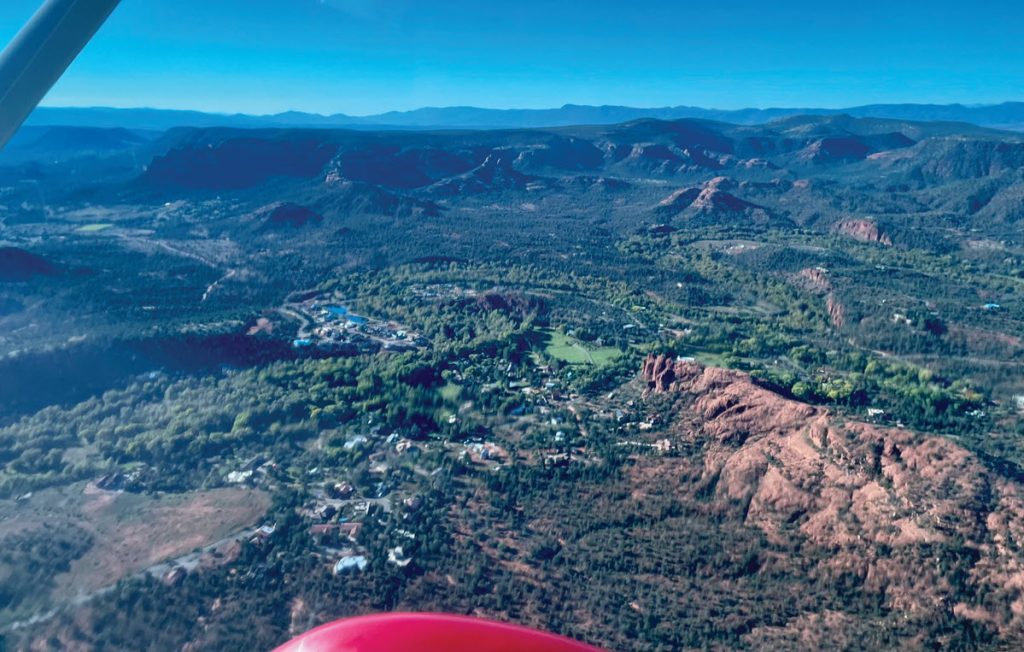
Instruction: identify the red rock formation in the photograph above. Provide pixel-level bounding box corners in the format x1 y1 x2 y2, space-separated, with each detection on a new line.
641 354 1024 633
835 219 892 245
826 293 845 328
656 177 771 223
791 268 844 328
691 177 754 213
794 267 833 294
656 186 701 209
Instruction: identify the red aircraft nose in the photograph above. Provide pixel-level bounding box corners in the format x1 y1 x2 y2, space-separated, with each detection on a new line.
274 613 608 652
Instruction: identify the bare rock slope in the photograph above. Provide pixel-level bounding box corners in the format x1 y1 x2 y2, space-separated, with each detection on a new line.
642 354 1024 635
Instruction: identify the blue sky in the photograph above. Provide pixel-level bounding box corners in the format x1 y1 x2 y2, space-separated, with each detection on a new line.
1 0 1022 115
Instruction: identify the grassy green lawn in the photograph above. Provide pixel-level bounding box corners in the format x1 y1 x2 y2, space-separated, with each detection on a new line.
671 343 734 368
539 328 621 367
589 347 624 366
76 223 114 233
439 382 462 401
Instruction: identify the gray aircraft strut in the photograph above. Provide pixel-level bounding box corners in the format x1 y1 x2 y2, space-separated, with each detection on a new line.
0 0 122 150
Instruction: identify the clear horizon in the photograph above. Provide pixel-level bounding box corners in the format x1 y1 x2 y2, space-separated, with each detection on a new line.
28 98 1024 118
3 0 1024 115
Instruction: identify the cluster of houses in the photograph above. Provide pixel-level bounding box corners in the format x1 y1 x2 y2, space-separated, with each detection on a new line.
291 299 427 352
225 455 276 485
458 440 508 465
443 350 674 474
248 523 277 547
301 456 430 577
229 313 676 583
408 283 478 301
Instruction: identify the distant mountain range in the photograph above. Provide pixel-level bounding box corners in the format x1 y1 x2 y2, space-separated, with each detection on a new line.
21 102 1024 132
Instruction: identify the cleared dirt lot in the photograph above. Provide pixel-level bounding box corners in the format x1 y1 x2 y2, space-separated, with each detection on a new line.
0 483 270 599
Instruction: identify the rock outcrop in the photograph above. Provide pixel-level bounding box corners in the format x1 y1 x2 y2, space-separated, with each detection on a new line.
691 176 751 212
656 186 702 211
798 133 914 164
425 153 538 196
792 267 844 328
825 293 846 328
641 354 1024 633
656 177 774 224
834 218 892 245
794 267 832 294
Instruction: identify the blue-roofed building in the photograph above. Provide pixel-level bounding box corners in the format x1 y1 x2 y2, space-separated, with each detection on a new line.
293 338 313 348
325 305 349 318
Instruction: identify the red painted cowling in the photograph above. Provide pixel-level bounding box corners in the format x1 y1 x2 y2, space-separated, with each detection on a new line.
273 613 607 652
